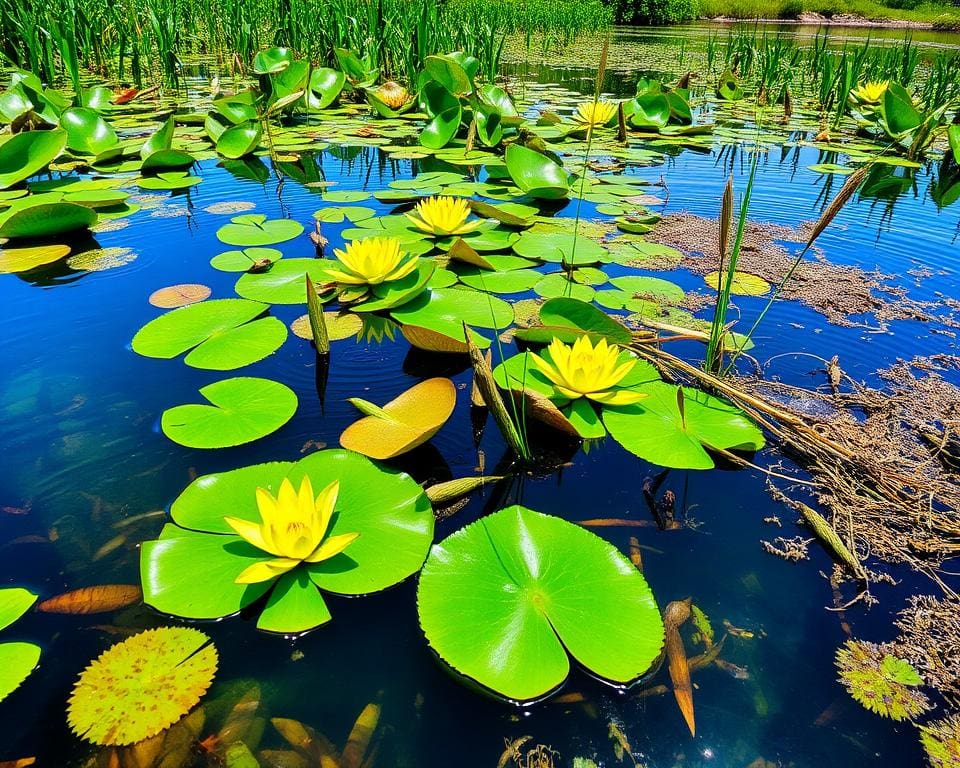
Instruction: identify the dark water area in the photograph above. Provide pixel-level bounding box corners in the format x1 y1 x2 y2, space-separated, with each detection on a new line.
2 39 959 767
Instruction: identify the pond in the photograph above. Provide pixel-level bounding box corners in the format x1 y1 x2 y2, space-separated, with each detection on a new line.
1 21 959 768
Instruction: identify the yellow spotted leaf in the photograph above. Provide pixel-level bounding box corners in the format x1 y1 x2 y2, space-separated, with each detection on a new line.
340 378 456 460
67 627 218 746
290 312 362 342
704 270 770 296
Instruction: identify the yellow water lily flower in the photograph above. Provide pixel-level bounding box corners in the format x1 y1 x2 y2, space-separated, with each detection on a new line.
531 336 647 406
326 237 419 286
405 196 481 237
225 477 359 584
851 80 888 104
572 100 618 127
376 81 410 109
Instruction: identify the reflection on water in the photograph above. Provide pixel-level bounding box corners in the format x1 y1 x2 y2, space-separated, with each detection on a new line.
3 37 959 767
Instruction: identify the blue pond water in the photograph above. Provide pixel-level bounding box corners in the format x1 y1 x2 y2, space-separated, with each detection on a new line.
2 61 959 766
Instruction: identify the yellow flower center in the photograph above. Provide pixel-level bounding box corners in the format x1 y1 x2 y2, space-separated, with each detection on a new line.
574 100 618 127
377 81 410 109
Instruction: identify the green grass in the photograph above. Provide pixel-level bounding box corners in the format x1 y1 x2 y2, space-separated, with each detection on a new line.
698 0 960 27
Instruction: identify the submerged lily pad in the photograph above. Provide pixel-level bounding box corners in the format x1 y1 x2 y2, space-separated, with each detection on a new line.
67 627 218 746
133 298 286 370
341 378 456 459
161 377 298 448
417 505 664 702
217 214 304 246
141 449 434 633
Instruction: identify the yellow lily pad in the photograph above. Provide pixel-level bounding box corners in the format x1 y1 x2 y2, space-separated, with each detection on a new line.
290 312 362 341
703 270 770 296
0 244 71 273
67 627 218 746
340 377 456 459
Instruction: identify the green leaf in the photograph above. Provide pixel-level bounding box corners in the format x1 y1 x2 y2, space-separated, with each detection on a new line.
504 144 570 199
59 106 119 155
458 268 541 294
217 122 262 159
565 397 606 439
137 172 202 191
390 287 514 342
210 247 282 272
351 260 435 313
0 129 67 189
140 116 174 159
425 54 472 95
234 258 332 304
0 201 96 239
307 67 345 110
0 642 41 702
609 275 685 303
949 125 960 164
161 377 298 449
257 570 332 633
512 231 606 266
420 105 462 150
535 296 633 345
132 298 285 370
417 505 664 701
534 273 595 302
217 214 305 246
881 82 922 136
253 46 293 75
0 587 37 631
630 92 671 129
602 381 765 469
881 655 924 686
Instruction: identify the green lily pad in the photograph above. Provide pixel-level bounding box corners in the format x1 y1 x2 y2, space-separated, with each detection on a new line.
132 298 286 370
161 377 298 448
60 107 119 155
513 232 607 266
457 268 541 294
217 123 262 160
217 214 304 246
0 587 40 703
321 190 371 203
0 129 67 189
417 505 664 702
210 247 283 272
138 172 202 191
0 243 71 273
534 273 595 302
313 206 376 224
609 275 685 303
602 381 765 469
390 287 514 345
142 449 434 632
0 201 97 239
504 144 570 199
234 258 332 304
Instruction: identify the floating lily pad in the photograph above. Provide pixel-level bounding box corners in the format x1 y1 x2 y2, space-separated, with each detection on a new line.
67 627 217 746
0 587 40 703
142 449 434 632
534 273 595 302
458 268 541 294
504 144 570 199
0 244 71 273
217 214 304 246
234 258 331 304
138 172 202 191
210 247 282 272
609 275 685 303
67 246 137 272
133 298 286 370
341 378 456 459
0 129 67 189
704 270 770 296
418 505 664 702
313 206 376 224
0 201 97 239
291 311 362 341
390 288 514 347
513 231 607 266
322 190 371 203
161 377 298 448
602 381 765 469
148 283 212 308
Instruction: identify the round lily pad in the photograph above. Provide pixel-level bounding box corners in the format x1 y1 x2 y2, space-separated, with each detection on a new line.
291 311 362 341
0 587 40 703
513 231 607 266
0 201 97 239
0 244 70 273
161 377 298 448
390 288 514 345
141 450 435 633
534 273 596 302
216 214 304 246
148 284 212 308
703 270 770 296
210 247 282 272
234 258 331 304
417 505 664 702
457 268 541 295
67 627 217 746
137 172 202 191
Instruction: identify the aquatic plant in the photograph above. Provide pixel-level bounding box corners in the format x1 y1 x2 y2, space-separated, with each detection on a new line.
572 100 618 128
67 627 218 746
921 714 960 768
504 144 571 200
327 237 420 286
405 196 481 237
0 588 40 703
340 378 457 460
141 449 435 633
0 130 66 189
835 639 930 721
530 336 647 406
417 505 664 701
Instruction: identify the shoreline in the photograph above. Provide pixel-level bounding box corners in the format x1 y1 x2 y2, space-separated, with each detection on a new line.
705 12 955 30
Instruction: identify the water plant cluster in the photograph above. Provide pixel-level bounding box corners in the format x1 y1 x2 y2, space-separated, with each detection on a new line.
1 12 959 767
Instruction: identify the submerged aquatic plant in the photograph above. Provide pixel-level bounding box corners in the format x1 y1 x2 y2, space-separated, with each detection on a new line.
572 100 618 127
836 639 930 722
225 477 359 584
530 336 646 406
327 237 419 286
405 196 481 237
